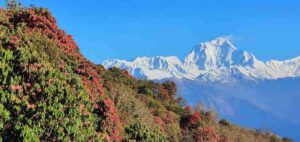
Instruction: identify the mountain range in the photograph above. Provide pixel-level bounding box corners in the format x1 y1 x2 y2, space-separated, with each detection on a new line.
103 37 300 141
1 2 296 141
103 37 300 82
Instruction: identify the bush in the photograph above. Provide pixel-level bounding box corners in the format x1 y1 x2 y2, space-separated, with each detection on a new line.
102 67 134 87
125 122 167 142
146 96 164 110
165 104 185 116
270 135 281 142
112 85 156 128
219 119 231 126
0 6 117 141
0 3 293 142
282 137 293 142
138 86 154 96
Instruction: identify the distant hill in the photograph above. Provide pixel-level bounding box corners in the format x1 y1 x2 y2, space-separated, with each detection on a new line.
0 3 293 142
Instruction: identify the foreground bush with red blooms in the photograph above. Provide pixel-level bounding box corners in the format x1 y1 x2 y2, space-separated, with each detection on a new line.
0 2 293 142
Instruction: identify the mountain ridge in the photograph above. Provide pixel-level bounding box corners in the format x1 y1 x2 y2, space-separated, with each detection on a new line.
103 37 300 82
1 2 295 141
103 37 300 141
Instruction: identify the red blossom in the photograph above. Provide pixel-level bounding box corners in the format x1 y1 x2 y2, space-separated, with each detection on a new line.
80 104 85 113
27 104 36 109
31 92 36 96
36 88 42 93
185 105 193 114
220 135 230 142
25 83 31 88
198 126 218 142
10 85 22 91
3 7 121 140
190 111 202 123
94 104 100 109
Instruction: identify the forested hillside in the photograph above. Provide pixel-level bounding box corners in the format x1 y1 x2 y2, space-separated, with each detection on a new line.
0 3 293 142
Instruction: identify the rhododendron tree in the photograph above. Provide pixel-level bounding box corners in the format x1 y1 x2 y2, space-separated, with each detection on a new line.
0 5 121 141
0 2 292 142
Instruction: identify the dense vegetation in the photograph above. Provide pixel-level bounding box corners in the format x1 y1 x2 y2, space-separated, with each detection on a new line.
0 2 293 142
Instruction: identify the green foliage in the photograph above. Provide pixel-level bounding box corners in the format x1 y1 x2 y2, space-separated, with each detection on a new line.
162 80 177 99
165 103 185 116
0 4 293 142
102 67 134 87
219 119 231 126
125 122 167 142
282 137 293 142
0 8 100 141
112 85 156 129
145 95 164 110
138 86 154 96
20 125 39 142
270 135 281 142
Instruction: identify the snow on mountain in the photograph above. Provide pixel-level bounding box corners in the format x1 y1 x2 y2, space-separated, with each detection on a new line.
103 37 300 82
103 56 192 80
103 37 300 141
184 37 255 70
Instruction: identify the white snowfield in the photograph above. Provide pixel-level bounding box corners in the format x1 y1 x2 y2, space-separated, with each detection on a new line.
103 37 300 82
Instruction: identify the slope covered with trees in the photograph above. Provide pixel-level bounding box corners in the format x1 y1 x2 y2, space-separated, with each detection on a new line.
0 2 293 142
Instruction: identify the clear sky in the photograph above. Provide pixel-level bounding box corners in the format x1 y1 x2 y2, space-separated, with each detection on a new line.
1 0 300 63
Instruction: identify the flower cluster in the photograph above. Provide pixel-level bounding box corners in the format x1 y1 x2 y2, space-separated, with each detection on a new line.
1 7 117 141
10 85 22 91
197 126 218 142
95 99 122 141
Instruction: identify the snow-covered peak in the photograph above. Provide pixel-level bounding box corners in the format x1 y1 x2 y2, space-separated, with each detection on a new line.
133 56 182 66
184 37 257 70
103 37 300 82
103 56 193 80
103 37 300 141
203 36 236 50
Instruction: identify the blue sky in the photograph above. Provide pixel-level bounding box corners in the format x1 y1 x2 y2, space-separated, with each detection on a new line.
1 0 300 63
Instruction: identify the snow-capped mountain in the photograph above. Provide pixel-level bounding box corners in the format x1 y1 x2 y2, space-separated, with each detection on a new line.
103 37 300 82
103 37 300 141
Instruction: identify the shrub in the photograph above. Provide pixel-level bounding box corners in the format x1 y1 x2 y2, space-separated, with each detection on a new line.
162 80 177 99
138 86 154 96
0 3 293 142
165 103 185 116
270 135 281 142
102 67 134 87
112 85 156 129
125 122 167 142
0 6 119 141
219 119 230 126
282 137 293 142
